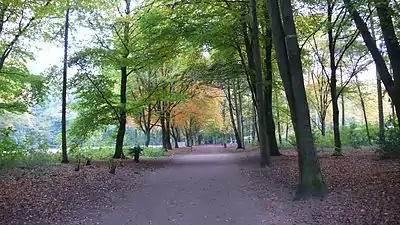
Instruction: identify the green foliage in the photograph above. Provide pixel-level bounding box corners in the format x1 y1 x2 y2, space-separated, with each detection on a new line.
0 127 56 169
310 123 378 149
0 67 47 114
70 146 115 162
0 127 24 163
128 146 144 155
313 130 334 148
377 119 400 159
248 140 259 148
279 140 295 149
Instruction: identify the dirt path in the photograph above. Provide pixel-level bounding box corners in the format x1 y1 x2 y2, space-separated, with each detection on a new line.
83 146 293 225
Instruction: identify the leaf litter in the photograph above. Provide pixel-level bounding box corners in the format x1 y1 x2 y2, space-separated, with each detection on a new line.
240 149 400 225
0 159 168 225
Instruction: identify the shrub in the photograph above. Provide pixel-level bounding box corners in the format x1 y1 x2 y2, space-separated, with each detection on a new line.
377 126 400 159
128 146 144 155
347 123 364 149
0 128 57 169
313 130 334 148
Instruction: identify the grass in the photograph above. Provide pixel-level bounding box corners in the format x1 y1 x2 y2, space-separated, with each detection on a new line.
141 147 166 158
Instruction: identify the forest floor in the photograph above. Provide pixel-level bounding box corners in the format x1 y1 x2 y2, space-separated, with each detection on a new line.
1 145 399 225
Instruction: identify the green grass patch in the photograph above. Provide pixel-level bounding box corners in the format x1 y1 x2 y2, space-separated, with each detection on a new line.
141 147 166 157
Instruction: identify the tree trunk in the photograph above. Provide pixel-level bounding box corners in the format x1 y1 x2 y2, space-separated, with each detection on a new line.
343 0 400 124
114 66 127 159
269 0 325 198
321 114 326 136
145 130 150 147
185 128 190 147
113 0 130 159
250 0 270 166
251 102 256 142
234 80 244 148
368 7 385 139
327 1 342 156
253 103 260 143
341 71 345 127
331 91 342 155
61 7 70 164
238 80 245 148
196 128 201 145
377 51 385 138
165 110 172 150
275 92 282 145
356 75 371 145
285 121 289 141
264 5 280 156
171 126 179 148
174 138 179 148
375 0 400 122
226 86 243 149
171 126 180 148
160 106 167 149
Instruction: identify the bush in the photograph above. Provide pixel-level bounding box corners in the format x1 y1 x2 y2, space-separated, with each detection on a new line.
341 123 378 148
0 127 57 169
128 146 143 155
313 130 334 148
347 124 364 149
377 126 400 159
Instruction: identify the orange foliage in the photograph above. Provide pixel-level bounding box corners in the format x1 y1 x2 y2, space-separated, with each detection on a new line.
171 85 223 131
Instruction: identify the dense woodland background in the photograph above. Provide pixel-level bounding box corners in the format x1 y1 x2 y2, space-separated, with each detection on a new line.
1 0 400 198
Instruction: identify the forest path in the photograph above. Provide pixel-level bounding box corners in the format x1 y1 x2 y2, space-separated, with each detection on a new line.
86 145 295 225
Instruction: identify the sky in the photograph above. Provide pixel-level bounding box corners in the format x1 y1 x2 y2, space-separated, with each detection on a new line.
27 43 64 75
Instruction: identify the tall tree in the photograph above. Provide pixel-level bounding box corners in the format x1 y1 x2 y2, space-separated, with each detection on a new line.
250 0 270 166
343 0 400 125
269 0 325 198
61 5 70 163
263 3 280 156
113 0 131 159
369 5 385 139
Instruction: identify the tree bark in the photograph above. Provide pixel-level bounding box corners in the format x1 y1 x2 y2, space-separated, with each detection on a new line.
234 80 244 148
321 112 326 136
327 0 342 156
165 110 172 150
269 0 325 198
238 80 245 148
375 0 400 125
171 126 180 148
368 7 385 139
250 0 270 166
185 128 190 147
341 72 345 127
264 4 280 156
114 66 127 159
226 86 244 149
113 0 130 159
61 6 70 163
145 130 150 147
275 92 282 145
377 67 385 136
251 102 256 142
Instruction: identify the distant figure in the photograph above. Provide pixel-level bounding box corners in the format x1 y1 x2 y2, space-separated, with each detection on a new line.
190 145 194 151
